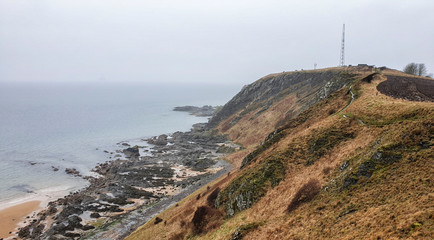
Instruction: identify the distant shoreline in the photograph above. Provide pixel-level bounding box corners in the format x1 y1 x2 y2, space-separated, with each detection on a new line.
12 108 237 239
0 82 235 211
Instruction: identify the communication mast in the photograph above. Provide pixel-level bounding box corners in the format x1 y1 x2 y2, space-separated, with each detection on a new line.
339 24 345 66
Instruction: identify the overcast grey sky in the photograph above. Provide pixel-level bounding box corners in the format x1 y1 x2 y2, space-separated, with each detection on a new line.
0 0 433 84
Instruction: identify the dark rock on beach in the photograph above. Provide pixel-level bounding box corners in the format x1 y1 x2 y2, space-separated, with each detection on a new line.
18 120 234 240
123 145 140 159
90 212 101 218
147 134 169 146
65 168 81 177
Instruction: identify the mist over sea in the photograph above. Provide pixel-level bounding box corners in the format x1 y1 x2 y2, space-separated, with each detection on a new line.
0 81 238 206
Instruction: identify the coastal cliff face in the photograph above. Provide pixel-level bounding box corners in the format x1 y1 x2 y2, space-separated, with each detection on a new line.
209 69 355 148
127 67 434 240
209 69 351 127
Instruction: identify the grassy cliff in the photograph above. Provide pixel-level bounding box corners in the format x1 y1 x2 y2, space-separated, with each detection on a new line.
126 67 433 240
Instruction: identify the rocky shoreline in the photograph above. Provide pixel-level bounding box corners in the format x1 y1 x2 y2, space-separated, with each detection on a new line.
16 110 237 239
173 105 218 117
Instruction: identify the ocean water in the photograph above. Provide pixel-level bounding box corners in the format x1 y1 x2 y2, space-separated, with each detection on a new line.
0 82 239 207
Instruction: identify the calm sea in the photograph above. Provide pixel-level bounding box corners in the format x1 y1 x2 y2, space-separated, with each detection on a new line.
0 81 239 207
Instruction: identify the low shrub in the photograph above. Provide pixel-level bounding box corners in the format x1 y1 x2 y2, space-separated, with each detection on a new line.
207 187 220 207
287 179 321 213
192 206 209 233
323 166 333 175
191 205 222 234
154 217 163 225
328 109 336 115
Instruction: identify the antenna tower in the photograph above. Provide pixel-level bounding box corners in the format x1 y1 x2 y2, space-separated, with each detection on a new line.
339 24 345 66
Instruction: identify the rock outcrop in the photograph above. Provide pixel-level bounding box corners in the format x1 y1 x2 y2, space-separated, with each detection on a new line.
208 70 355 128
173 105 217 117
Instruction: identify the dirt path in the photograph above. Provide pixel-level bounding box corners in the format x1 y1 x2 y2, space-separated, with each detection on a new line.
338 85 368 126
341 86 355 112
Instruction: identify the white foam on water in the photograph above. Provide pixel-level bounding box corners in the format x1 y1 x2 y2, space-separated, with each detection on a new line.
0 184 85 211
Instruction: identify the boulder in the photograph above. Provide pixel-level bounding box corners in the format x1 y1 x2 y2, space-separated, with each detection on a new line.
65 168 81 177
90 212 101 218
123 146 140 159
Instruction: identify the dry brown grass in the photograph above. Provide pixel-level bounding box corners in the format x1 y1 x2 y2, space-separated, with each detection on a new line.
244 140 433 240
127 69 434 240
218 94 301 148
206 73 431 239
191 205 223 234
224 149 251 168
344 74 433 128
225 119 376 222
286 179 321 213
206 188 220 207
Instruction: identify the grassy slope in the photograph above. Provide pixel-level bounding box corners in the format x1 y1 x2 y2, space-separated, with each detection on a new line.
126 69 433 240
216 68 352 151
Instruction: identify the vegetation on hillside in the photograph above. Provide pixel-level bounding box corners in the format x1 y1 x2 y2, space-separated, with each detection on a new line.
126 67 433 240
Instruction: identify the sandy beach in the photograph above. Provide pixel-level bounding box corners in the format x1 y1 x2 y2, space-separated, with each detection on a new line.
0 200 41 239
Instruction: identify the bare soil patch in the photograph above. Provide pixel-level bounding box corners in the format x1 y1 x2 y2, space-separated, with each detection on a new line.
377 75 434 102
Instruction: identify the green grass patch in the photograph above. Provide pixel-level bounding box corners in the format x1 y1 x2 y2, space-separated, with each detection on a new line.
356 109 429 127
240 130 285 169
231 222 263 240
307 128 354 165
217 156 286 217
